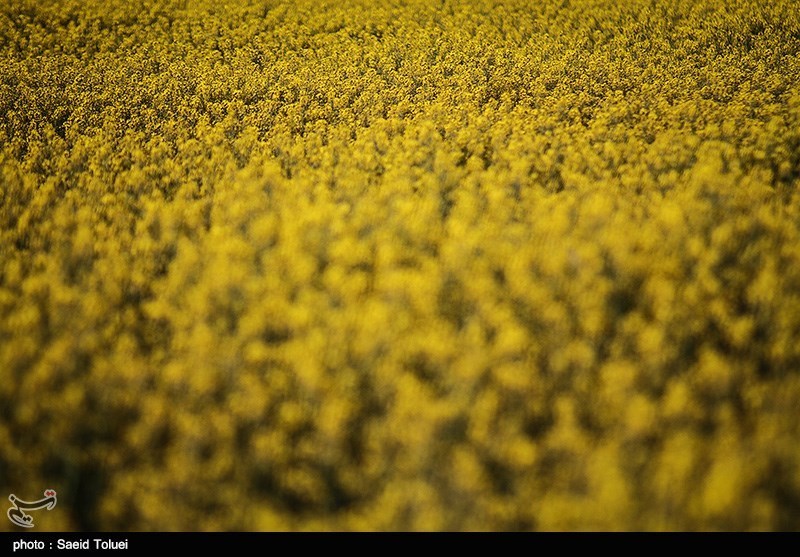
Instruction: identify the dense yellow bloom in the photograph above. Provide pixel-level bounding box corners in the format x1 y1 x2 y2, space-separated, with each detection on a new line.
2 0 800 531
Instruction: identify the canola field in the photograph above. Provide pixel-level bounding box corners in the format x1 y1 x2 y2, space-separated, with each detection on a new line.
2 0 800 531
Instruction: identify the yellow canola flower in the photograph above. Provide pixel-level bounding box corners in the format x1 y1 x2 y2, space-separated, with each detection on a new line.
2 0 800 531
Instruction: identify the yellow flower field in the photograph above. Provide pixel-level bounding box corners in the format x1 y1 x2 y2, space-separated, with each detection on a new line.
1 0 800 530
